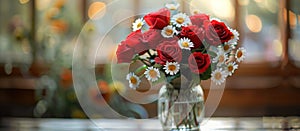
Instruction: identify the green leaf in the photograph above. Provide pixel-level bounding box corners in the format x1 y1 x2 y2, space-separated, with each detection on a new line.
200 66 212 80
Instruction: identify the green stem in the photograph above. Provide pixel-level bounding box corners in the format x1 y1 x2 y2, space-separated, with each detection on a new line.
134 65 147 74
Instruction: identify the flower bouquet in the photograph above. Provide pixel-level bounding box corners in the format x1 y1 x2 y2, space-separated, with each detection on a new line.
116 2 245 130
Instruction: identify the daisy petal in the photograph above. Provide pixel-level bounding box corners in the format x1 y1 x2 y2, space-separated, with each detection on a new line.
126 72 141 89
171 13 191 28
178 38 194 50
163 61 180 75
211 68 228 85
235 47 246 63
144 67 161 82
132 18 145 32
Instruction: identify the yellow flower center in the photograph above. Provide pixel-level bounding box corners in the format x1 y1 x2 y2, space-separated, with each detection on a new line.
168 65 177 71
237 50 243 58
228 65 233 72
214 72 222 80
130 77 138 84
176 17 185 24
137 22 143 28
165 29 174 36
224 44 230 52
182 42 189 48
231 35 235 39
149 70 157 78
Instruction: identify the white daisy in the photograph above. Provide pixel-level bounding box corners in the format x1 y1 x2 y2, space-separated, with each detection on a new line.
171 13 191 28
161 25 178 38
126 72 141 90
211 68 228 85
213 48 228 66
235 47 246 62
222 42 233 54
165 3 180 11
178 38 194 50
144 67 161 82
225 62 238 76
132 18 145 32
163 61 180 75
228 28 239 48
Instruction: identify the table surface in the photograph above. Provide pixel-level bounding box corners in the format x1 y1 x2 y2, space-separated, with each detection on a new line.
1 117 300 131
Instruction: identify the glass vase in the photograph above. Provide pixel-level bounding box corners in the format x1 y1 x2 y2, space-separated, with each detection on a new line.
158 82 205 131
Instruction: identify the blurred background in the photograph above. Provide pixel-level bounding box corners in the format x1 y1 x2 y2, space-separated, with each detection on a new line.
0 0 299 119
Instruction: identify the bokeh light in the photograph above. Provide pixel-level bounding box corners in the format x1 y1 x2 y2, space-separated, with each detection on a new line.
246 15 262 33
289 10 297 29
290 40 300 61
189 0 235 22
19 0 30 4
88 2 106 20
272 40 283 57
263 0 278 13
210 0 235 20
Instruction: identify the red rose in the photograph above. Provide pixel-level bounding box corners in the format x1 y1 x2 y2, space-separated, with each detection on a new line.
188 52 211 74
204 21 222 46
190 14 210 28
125 30 148 54
211 20 233 43
160 37 179 43
116 42 136 63
142 29 164 49
144 8 171 30
180 25 205 49
155 40 182 65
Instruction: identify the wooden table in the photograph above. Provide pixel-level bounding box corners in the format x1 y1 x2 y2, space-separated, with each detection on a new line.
1 117 300 131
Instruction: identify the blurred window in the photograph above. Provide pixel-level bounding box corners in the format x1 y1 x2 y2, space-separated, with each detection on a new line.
239 0 281 63
289 0 300 67
0 0 32 65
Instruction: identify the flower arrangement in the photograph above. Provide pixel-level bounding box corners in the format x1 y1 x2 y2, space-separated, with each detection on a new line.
116 2 246 89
